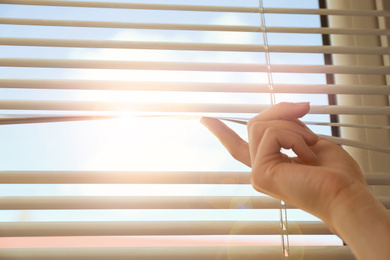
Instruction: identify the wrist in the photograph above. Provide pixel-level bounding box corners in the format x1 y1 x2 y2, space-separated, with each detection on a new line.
330 185 390 259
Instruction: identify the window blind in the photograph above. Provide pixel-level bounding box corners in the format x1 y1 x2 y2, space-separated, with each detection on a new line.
0 0 389 259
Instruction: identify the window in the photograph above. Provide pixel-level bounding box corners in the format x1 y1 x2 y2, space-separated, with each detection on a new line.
0 0 389 259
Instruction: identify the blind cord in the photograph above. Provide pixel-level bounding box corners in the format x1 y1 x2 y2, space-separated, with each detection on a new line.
259 0 276 106
259 0 289 258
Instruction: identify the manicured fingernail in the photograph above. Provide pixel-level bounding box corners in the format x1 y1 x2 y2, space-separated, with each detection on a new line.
295 102 310 106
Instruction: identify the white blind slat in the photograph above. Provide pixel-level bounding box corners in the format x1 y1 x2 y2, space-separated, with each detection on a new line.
304 121 390 130
0 0 259 13
0 171 388 185
1 196 389 210
0 171 251 184
0 246 355 260
1 58 389 74
319 135 390 154
0 18 261 31
1 18 389 35
1 38 389 55
0 221 331 236
0 0 389 17
264 8 390 17
2 80 390 95
0 196 291 210
0 115 117 125
1 101 390 116
216 118 390 131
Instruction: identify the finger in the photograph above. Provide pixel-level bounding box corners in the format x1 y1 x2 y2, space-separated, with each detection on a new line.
200 117 251 167
259 127 317 164
248 120 318 164
251 128 317 196
248 102 311 130
251 102 310 122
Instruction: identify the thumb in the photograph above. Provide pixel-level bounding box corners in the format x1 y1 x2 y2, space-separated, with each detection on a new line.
250 102 311 123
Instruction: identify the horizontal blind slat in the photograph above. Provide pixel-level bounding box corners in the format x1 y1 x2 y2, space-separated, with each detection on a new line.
308 105 390 116
0 116 119 125
2 79 390 95
0 171 388 185
304 122 390 130
1 196 389 210
0 221 331 236
1 100 266 113
319 135 390 154
0 246 355 260
0 171 250 184
222 118 390 132
1 18 389 35
1 59 389 74
1 1 389 17
264 8 390 17
0 18 258 31
1 38 389 55
0 0 259 13
1 101 390 115
0 196 288 210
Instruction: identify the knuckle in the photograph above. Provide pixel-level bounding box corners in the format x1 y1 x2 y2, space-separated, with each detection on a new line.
251 168 274 193
247 117 256 130
248 121 267 136
247 117 268 131
251 157 278 190
262 126 278 139
292 134 306 147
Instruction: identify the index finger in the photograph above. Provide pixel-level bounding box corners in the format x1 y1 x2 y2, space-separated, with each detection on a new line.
200 117 251 167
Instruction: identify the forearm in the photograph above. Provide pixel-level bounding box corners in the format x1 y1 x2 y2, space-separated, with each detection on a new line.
331 188 390 260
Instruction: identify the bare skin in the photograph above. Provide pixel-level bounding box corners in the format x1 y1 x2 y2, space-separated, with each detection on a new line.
201 102 390 260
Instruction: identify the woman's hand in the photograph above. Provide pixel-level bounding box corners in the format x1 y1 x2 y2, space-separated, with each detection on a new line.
201 102 365 223
201 102 390 260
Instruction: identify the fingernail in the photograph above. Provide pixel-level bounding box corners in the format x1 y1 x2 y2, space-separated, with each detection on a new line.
295 102 310 107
